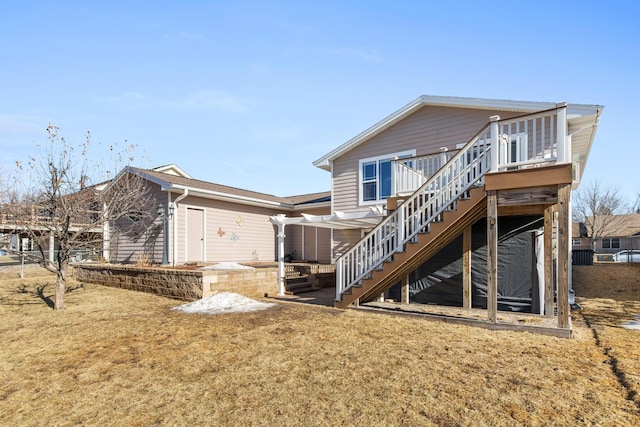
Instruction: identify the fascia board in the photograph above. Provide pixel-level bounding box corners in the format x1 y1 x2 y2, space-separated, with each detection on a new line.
291 201 332 211
169 184 295 210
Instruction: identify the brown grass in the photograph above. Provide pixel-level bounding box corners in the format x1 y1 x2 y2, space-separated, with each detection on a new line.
0 266 639 426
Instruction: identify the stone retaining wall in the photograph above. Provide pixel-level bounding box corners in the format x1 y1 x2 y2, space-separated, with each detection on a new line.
202 268 278 299
74 265 279 301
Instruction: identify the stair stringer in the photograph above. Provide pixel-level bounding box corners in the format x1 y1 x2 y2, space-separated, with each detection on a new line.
334 187 487 308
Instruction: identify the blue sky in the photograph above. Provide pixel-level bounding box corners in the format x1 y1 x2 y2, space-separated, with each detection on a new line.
1 1 638 204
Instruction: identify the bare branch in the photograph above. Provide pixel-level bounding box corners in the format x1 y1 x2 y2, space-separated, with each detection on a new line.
573 181 628 249
1 126 152 309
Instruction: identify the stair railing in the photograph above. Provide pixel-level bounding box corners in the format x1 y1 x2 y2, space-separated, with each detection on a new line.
392 149 458 196
335 106 567 302
336 124 492 301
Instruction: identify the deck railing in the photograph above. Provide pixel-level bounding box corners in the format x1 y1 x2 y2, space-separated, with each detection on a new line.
390 106 567 197
336 105 568 302
392 150 458 196
493 106 566 171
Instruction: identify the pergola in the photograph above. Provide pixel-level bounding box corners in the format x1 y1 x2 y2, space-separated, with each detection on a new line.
270 206 385 296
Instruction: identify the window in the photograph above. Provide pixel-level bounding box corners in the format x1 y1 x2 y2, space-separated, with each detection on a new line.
572 239 582 246
359 150 415 204
602 237 620 249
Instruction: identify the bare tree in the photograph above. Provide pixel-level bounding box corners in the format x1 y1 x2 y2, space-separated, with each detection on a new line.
8 125 155 310
573 181 628 250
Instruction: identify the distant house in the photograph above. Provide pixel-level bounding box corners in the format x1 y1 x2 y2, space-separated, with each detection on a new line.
573 213 640 254
273 95 603 330
104 164 332 265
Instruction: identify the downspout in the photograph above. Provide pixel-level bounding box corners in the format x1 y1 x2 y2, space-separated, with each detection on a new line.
172 188 189 266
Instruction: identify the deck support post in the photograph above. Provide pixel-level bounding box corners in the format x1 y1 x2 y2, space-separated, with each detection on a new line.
462 226 472 309
401 274 410 304
557 184 571 329
544 205 556 316
487 190 498 323
556 102 568 164
489 115 500 172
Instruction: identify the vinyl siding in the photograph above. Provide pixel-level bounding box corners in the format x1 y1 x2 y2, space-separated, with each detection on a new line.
284 205 332 263
110 183 165 264
332 228 363 260
332 105 522 214
173 195 279 263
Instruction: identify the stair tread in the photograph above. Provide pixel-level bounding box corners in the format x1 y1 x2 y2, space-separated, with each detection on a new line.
285 285 323 295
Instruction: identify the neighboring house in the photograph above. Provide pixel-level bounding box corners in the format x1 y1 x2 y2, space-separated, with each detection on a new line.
274 95 602 329
105 164 332 265
573 214 640 254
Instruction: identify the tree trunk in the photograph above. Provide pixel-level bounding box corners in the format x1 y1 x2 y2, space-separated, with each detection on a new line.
54 264 67 310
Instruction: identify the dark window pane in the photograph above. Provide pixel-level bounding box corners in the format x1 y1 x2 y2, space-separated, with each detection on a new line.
379 159 391 199
363 182 377 201
362 162 376 180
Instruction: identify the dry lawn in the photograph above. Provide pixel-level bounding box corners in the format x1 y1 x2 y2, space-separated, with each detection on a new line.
0 266 639 426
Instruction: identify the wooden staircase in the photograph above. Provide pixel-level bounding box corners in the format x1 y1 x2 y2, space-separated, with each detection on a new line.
334 186 487 308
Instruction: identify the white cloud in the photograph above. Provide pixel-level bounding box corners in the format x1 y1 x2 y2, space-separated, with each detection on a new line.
94 90 253 113
0 114 42 137
331 47 383 63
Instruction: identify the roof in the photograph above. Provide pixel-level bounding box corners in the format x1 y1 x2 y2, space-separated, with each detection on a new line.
127 166 330 210
574 214 640 238
313 95 603 172
597 214 640 237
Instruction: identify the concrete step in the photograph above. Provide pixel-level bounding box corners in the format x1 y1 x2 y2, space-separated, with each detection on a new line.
284 281 323 295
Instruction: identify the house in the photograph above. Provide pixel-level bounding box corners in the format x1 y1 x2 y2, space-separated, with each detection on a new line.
104 164 332 266
573 213 640 254
273 95 603 330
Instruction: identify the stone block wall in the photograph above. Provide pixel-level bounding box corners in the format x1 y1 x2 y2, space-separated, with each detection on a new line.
74 265 279 301
202 268 278 299
75 265 203 300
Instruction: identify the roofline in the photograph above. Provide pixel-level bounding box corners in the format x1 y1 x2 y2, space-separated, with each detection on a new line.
124 167 330 211
169 184 295 209
313 95 603 171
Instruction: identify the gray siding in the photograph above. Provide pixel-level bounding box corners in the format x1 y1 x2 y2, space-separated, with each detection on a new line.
328 105 523 261
173 196 279 264
332 105 522 214
110 182 165 264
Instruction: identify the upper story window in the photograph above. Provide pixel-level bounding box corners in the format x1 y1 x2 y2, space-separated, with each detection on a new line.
359 150 415 205
602 237 620 249
572 239 582 246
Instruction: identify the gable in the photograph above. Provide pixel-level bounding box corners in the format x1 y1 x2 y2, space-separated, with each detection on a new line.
314 95 602 171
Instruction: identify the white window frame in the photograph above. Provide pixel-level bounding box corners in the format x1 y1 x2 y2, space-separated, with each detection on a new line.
358 150 415 206
602 237 620 249
572 238 582 246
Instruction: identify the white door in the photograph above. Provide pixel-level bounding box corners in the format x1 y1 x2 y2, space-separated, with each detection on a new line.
187 208 204 262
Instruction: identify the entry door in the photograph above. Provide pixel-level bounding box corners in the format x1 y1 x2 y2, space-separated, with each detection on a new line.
187 208 204 262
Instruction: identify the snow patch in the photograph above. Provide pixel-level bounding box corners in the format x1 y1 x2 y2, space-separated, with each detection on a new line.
621 314 640 331
172 292 274 315
199 262 255 270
